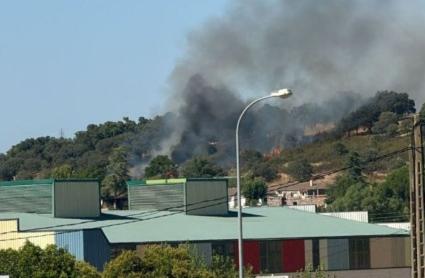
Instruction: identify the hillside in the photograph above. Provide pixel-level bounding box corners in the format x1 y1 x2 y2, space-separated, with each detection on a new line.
0 91 423 212
278 134 409 175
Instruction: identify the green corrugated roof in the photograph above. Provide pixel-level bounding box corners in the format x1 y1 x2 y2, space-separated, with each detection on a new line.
127 178 187 186
126 180 146 186
0 179 54 187
0 179 99 187
0 207 409 244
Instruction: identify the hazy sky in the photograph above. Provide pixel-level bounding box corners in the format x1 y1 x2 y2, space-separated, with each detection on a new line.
0 0 229 153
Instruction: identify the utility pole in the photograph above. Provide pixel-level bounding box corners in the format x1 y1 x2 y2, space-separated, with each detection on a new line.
410 114 425 278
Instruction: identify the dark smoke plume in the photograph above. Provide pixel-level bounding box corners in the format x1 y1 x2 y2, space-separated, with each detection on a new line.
162 0 425 165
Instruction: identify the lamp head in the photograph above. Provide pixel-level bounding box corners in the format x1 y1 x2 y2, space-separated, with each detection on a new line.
270 88 293 99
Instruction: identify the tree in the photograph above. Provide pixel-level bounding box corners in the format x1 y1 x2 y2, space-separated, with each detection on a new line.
210 255 239 278
102 147 129 209
347 152 362 180
240 150 263 169
181 156 225 178
102 245 241 278
337 91 415 135
326 175 360 205
327 181 368 212
326 166 409 222
102 250 144 278
252 162 278 182
51 164 74 179
75 261 101 278
332 142 348 156
295 264 335 278
286 159 313 181
240 150 277 182
373 91 415 115
362 166 409 222
144 155 178 179
242 177 267 206
371 112 399 136
0 248 19 276
0 241 100 278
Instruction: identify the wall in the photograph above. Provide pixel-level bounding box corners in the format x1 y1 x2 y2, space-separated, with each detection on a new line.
0 184 52 213
244 241 261 273
370 237 410 268
190 242 213 265
304 240 313 267
287 205 317 213
326 239 349 270
320 211 369 223
55 230 84 260
284 268 411 278
282 240 305 272
185 179 228 216
54 180 100 218
55 229 110 271
0 219 54 250
83 229 110 270
128 183 185 211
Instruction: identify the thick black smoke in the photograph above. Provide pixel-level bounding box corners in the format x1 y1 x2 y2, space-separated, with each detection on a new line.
162 0 425 164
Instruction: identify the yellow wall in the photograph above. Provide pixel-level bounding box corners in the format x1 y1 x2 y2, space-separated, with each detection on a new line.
0 219 54 250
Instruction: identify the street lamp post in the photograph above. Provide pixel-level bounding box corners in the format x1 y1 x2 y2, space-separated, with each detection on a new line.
235 89 293 278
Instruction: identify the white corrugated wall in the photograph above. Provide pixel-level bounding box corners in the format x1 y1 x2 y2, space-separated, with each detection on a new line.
320 211 369 222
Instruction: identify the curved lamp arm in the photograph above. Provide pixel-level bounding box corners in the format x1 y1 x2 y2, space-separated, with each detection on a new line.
235 89 293 278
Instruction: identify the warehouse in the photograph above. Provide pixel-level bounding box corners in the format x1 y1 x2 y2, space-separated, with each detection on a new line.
0 179 412 276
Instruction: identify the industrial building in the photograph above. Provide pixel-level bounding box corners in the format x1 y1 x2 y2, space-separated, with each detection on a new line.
0 178 412 277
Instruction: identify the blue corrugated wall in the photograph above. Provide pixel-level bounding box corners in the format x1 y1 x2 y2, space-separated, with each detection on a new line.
327 238 349 270
55 229 110 270
55 230 84 260
83 229 111 270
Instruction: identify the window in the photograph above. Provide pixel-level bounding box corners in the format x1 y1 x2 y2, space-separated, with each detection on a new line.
260 241 282 273
349 238 370 269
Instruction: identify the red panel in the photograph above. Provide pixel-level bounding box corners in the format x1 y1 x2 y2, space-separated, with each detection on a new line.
282 240 305 272
234 241 261 274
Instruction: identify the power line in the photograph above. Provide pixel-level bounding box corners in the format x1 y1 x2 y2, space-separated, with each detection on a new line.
267 146 411 193
0 146 412 242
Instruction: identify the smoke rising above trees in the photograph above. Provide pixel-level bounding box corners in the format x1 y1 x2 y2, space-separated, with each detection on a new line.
1 1 425 180
159 0 425 164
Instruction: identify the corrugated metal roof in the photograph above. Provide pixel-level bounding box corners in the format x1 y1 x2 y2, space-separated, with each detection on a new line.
0 179 53 187
0 207 408 244
127 178 187 186
0 184 52 213
128 184 184 210
0 179 99 187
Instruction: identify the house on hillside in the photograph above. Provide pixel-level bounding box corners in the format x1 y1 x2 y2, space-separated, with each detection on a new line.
0 178 412 277
227 187 250 208
268 179 329 207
